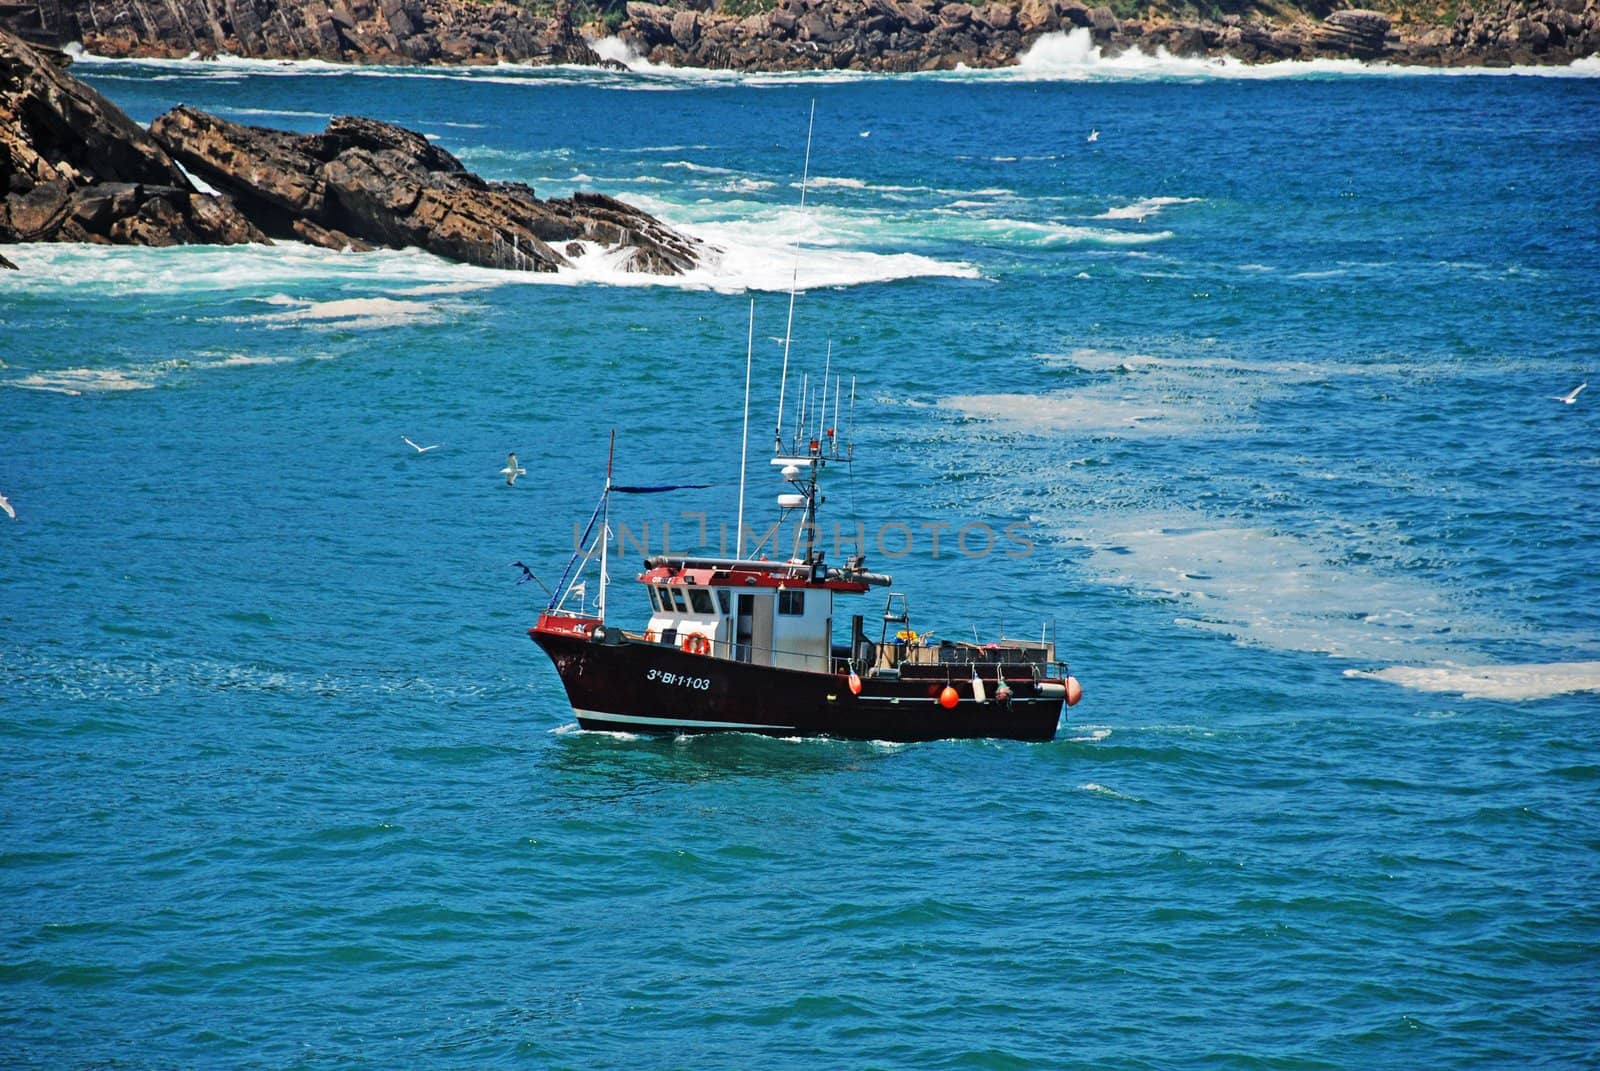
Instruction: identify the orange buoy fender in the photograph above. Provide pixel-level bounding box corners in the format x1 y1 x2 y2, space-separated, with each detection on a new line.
939 685 959 709
1065 676 1083 706
848 669 863 696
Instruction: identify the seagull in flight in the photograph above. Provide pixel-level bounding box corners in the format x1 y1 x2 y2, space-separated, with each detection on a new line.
501 452 526 486
1554 382 1587 405
0 490 13 521
402 435 440 453
1087 128 1100 143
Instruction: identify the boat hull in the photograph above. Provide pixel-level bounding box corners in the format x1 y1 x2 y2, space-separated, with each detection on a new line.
530 628 1063 743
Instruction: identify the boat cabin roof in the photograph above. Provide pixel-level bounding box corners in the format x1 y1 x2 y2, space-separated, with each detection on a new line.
637 553 889 595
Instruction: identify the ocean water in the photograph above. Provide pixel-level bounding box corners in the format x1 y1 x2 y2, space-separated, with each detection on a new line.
4 37 1600 1069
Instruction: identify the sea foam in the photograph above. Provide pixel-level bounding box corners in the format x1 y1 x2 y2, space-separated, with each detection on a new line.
1346 662 1600 702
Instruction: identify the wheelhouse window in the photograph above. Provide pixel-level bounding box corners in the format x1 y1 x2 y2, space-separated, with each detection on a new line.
651 587 669 611
689 588 715 614
778 589 805 616
716 589 731 615
670 588 688 613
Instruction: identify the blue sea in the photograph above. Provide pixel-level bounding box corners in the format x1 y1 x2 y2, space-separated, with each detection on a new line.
4 35 1599 1069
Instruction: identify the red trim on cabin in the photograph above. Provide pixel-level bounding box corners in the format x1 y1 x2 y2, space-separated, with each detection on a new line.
634 564 870 594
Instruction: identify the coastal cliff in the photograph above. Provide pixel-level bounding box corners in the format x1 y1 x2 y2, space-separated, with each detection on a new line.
1 27 705 270
2 0 1597 67
616 0 1600 69
1 28 264 246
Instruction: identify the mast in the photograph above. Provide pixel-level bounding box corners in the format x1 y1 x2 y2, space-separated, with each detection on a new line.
599 429 613 623
847 375 856 456
819 342 831 443
798 372 808 452
737 298 754 559
775 99 816 452
831 375 841 456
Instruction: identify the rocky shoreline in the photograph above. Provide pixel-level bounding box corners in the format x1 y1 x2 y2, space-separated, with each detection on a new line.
1 27 705 270
2 0 1597 69
618 0 1600 71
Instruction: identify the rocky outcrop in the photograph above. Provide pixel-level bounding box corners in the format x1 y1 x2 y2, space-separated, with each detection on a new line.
3 0 603 64
1 27 264 247
150 106 705 272
610 0 1596 70
1397 0 1600 65
2 26 704 271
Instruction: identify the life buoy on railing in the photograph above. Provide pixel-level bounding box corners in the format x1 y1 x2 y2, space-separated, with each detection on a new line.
682 633 711 656
644 630 658 643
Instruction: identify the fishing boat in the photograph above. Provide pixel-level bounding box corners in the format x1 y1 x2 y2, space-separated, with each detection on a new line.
526 401 1082 743
526 110 1079 742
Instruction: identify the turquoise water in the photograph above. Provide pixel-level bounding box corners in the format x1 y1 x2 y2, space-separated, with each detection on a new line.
3 45 1599 1069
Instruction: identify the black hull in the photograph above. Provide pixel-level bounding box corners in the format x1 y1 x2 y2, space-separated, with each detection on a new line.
531 630 1063 743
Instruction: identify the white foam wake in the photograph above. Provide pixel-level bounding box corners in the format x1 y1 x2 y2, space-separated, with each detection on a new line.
1095 196 1202 220
946 391 1184 437
1345 662 1600 702
7 351 299 394
0 189 977 296
251 294 446 328
1066 512 1472 664
1007 28 1600 81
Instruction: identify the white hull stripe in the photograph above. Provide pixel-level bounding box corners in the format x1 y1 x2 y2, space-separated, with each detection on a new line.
574 708 795 732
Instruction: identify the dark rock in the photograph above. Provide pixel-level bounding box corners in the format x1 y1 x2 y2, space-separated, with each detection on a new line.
150 105 707 274
1 28 262 247
0 248 15 268
292 218 374 250
1313 9 1393 58
152 106 328 220
6 177 73 238
12 0 596 65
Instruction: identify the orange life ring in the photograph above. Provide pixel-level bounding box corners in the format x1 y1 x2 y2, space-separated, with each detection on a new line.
644 629 658 643
682 633 711 656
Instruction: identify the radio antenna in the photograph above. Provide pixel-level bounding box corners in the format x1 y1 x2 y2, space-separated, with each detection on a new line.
774 99 816 452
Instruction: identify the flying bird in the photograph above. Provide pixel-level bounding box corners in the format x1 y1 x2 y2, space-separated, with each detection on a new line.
1087 128 1100 143
402 435 440 453
0 490 13 521
501 452 526 485
511 560 536 585
1554 382 1587 405
859 130 871 138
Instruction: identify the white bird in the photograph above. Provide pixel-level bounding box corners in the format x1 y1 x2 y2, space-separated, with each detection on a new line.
501 452 526 486
0 490 13 521
402 435 440 453
859 130 870 138
1554 382 1587 405
1087 128 1100 143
